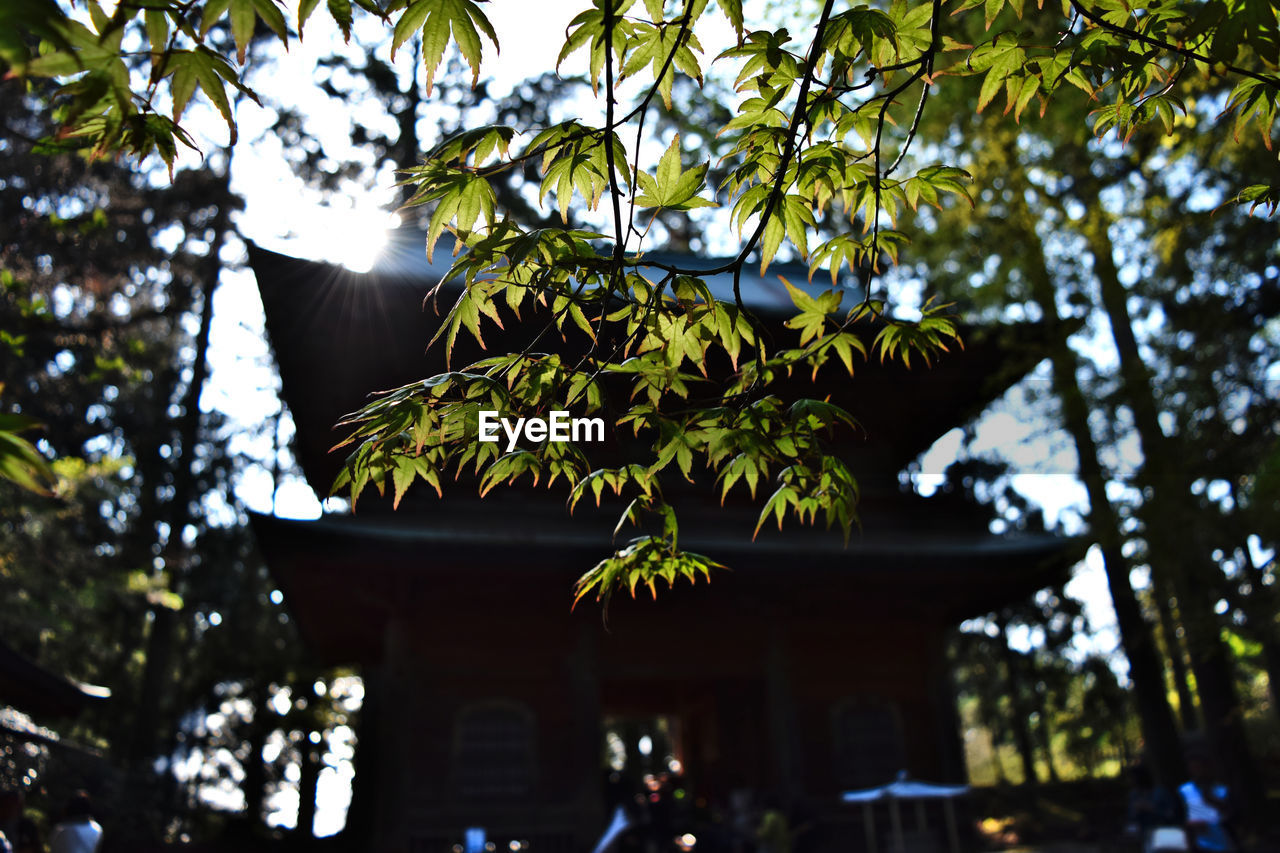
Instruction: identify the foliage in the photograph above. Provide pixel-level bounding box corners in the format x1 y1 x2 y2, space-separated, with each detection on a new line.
0 395 58 496
903 1 1280 790
942 456 1133 783
0 79 324 840
4 0 1277 603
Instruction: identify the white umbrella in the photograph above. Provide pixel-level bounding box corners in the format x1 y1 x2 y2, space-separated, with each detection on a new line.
840 771 969 853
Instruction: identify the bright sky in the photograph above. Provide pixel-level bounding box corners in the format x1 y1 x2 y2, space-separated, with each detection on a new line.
229 0 738 273
209 1 599 523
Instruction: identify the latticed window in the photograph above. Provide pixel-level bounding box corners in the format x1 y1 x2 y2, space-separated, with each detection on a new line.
831 698 906 789
451 702 535 799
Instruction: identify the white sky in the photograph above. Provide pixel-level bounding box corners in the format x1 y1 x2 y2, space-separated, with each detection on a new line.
227 0 739 272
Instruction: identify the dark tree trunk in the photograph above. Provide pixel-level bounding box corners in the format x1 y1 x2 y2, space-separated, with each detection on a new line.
1013 193 1186 789
1150 573 1199 730
243 683 270 827
1085 209 1262 817
997 617 1040 787
128 165 234 771
1032 681 1061 784
297 732 322 839
395 41 424 208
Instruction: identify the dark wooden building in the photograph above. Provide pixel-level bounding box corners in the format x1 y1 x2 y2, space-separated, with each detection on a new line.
248 232 1074 852
0 638 110 797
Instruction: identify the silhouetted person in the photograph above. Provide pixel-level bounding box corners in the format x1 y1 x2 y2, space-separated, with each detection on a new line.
1128 762 1179 844
49 792 103 853
755 796 789 853
1180 750 1237 852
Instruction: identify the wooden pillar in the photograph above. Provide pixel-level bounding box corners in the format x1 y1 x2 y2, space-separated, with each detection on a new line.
570 620 605 840
368 615 416 853
929 631 967 783
765 623 802 803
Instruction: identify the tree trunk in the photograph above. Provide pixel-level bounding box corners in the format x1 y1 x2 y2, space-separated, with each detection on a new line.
127 172 232 768
997 617 1040 787
297 732 322 839
395 40 424 208
1150 573 1199 730
1085 208 1262 817
1032 681 1061 784
1012 193 1185 788
243 683 270 827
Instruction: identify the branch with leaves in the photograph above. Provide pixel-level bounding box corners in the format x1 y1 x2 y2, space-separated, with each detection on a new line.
5 0 1277 604
0 407 58 496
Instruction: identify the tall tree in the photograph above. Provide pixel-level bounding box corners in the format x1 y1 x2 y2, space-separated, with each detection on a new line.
908 105 1189 785
0 78 302 838
902 0 1278 789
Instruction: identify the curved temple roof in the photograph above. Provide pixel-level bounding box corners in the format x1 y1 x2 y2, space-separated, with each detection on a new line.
0 638 110 720
372 229 856 312
248 231 1055 495
246 233 1080 662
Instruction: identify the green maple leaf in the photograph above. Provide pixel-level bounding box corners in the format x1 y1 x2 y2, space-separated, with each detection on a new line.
634 134 719 210
392 0 498 94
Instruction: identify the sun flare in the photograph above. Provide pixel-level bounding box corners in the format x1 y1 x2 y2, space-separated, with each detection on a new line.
326 207 400 274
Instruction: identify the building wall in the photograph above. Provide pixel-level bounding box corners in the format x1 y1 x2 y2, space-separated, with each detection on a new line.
354 574 963 853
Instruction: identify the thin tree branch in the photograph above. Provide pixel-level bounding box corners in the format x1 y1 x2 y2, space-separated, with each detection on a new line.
1066 0 1280 88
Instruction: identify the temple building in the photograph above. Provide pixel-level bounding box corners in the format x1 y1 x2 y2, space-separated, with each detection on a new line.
248 231 1075 852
